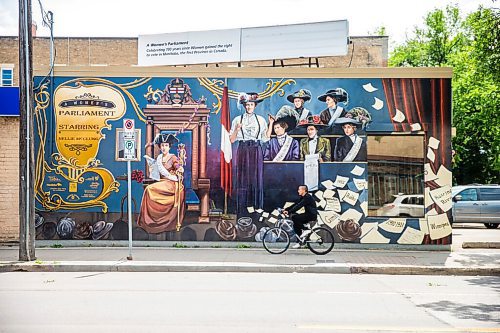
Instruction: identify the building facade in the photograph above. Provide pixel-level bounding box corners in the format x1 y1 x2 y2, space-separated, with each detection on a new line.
27 67 452 246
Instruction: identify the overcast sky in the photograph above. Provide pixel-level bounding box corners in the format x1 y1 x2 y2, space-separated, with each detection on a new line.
0 0 495 49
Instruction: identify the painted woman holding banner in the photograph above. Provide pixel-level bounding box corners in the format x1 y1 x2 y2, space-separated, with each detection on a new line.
138 133 186 233
230 92 269 216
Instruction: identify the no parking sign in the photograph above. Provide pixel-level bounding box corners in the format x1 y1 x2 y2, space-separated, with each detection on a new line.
124 118 134 132
122 118 136 160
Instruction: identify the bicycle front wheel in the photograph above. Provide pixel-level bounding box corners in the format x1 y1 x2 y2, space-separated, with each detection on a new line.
262 227 290 254
306 226 335 255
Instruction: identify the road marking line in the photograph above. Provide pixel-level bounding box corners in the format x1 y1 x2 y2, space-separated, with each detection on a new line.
298 325 500 332
319 291 495 296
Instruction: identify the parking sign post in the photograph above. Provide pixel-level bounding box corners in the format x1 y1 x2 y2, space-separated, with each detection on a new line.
123 119 136 260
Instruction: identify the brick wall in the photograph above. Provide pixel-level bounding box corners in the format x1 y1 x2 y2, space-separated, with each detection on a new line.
0 117 19 240
38 37 139 66
0 36 388 74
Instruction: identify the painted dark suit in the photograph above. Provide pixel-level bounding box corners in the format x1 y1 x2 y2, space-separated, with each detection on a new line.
333 135 367 162
264 135 300 161
319 107 347 125
319 107 347 134
299 137 331 161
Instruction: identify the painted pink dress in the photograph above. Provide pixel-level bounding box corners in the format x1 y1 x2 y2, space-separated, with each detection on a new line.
138 153 185 233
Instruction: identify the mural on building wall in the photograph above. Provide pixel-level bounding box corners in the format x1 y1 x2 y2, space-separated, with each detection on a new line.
33 75 452 245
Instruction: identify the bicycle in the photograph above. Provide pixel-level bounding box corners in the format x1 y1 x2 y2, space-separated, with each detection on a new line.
262 208 335 255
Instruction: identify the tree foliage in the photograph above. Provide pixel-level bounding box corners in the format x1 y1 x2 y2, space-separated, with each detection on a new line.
389 5 500 184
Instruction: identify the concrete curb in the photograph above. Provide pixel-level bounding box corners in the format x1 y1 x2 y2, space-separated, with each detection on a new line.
31 240 452 251
462 242 500 249
1 261 498 276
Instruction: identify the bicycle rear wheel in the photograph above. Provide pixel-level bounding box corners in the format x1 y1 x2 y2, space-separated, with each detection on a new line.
262 227 290 254
306 226 334 255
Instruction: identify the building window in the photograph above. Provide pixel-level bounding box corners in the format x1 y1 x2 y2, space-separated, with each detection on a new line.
1 67 14 86
367 135 425 217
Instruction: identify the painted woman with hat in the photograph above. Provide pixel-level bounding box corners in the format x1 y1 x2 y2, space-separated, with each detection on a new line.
229 92 269 215
333 117 367 162
138 133 185 233
288 89 312 123
298 116 331 162
318 88 349 132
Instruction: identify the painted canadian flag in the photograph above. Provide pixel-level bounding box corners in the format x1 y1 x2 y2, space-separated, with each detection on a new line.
220 85 232 196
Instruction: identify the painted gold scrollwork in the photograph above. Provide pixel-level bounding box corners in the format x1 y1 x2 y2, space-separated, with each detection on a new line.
259 79 297 100
198 77 296 114
144 85 163 104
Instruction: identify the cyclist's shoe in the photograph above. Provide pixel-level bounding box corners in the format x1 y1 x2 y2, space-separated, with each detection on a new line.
300 229 312 239
292 243 303 249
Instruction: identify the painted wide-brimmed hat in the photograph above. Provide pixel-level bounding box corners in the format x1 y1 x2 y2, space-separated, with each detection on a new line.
57 217 75 239
238 92 262 104
235 217 257 240
297 115 327 128
334 117 361 126
341 106 372 129
254 226 270 242
286 89 312 103
154 133 179 146
34 213 45 229
273 105 300 132
132 226 149 241
335 219 362 242
92 220 113 240
110 221 128 240
41 222 57 240
215 220 237 241
317 88 349 103
74 222 93 240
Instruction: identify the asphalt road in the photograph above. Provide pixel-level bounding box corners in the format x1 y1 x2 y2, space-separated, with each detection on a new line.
0 272 498 333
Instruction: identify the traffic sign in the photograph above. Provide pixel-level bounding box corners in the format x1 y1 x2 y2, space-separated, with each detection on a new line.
123 118 135 132
121 118 137 160
124 138 136 160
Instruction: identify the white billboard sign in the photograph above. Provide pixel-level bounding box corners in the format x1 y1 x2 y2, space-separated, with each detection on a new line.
138 29 241 66
241 21 349 61
138 20 348 66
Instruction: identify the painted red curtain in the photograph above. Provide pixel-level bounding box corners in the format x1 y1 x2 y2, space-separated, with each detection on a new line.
383 78 452 245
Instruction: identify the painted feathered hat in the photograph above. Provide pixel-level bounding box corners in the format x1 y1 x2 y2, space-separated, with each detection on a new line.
335 107 372 129
297 115 327 128
238 92 262 105
286 89 312 103
273 105 300 132
317 88 349 104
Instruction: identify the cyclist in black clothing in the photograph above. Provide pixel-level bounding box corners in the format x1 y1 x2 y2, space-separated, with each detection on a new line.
284 185 318 247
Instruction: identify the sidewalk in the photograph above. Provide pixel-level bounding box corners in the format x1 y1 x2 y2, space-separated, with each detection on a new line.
1 241 499 276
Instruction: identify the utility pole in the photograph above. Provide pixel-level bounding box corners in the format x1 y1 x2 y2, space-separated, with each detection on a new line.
19 0 35 261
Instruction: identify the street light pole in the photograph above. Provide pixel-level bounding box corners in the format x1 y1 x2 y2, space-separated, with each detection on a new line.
18 0 35 261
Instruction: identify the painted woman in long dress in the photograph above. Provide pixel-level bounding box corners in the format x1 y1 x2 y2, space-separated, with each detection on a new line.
229 92 269 216
138 133 185 233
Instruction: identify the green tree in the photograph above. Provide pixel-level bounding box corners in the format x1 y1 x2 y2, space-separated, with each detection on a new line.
389 5 500 184
451 6 500 184
390 5 466 67
370 26 387 36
